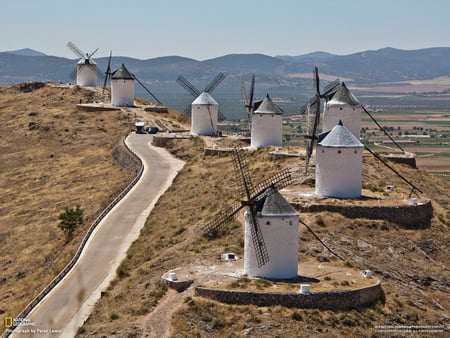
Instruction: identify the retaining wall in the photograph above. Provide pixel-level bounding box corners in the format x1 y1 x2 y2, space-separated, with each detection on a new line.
292 200 433 229
195 280 381 310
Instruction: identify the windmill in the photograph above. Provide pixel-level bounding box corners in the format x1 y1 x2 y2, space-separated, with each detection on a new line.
176 73 226 120
301 66 340 174
103 58 162 106
67 41 100 87
202 145 293 268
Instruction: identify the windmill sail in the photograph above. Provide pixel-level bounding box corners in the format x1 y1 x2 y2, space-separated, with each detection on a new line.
176 73 226 119
202 145 293 267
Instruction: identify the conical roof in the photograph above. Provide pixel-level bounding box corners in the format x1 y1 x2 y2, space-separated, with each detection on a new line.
254 94 283 115
328 82 360 106
256 189 298 216
318 120 363 148
192 92 218 105
112 64 134 80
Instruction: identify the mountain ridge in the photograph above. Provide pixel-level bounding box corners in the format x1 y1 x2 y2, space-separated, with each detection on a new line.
2 47 450 85
2 47 450 118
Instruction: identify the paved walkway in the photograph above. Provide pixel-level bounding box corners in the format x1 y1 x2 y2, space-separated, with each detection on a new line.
10 133 184 337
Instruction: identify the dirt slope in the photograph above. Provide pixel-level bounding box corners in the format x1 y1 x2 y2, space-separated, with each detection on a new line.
78 137 449 337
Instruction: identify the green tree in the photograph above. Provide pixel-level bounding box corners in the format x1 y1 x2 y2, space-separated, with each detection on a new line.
58 205 84 242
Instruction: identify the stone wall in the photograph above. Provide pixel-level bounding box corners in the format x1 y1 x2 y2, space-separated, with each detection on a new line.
195 280 381 310
385 155 417 168
112 138 141 175
152 135 191 148
293 200 433 229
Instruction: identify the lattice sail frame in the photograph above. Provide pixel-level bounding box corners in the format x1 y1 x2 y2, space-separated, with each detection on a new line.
202 145 292 267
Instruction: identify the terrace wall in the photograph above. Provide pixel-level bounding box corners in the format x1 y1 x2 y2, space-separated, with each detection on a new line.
195 280 381 310
292 200 433 229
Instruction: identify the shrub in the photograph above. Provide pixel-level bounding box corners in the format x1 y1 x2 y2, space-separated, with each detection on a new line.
58 205 83 242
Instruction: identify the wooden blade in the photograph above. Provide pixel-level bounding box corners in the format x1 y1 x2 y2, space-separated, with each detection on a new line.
176 75 201 98
240 81 249 108
202 201 244 237
322 79 340 99
247 206 270 267
248 74 255 111
205 72 225 93
69 68 77 81
314 66 320 95
67 41 85 59
305 95 321 174
251 168 292 200
232 145 255 200
88 48 99 59
102 51 112 93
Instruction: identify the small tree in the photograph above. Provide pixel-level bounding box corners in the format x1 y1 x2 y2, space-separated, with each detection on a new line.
58 205 84 242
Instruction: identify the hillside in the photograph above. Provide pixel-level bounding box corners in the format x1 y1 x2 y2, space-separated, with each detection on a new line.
77 138 449 337
0 84 448 337
0 83 135 324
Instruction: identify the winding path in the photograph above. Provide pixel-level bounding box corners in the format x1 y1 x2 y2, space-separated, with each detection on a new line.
10 133 185 337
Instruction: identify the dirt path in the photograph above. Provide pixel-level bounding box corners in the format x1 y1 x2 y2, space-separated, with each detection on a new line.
140 288 193 338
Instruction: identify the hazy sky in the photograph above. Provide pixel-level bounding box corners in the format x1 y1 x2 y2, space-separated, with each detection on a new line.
1 0 449 60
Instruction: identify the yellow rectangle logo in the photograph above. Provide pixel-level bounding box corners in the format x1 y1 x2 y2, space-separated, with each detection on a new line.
4 317 13 328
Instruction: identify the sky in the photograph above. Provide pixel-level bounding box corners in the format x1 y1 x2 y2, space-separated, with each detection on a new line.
1 0 449 60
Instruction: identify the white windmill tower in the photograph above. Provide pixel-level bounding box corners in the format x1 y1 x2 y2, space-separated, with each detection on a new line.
191 92 219 136
176 73 225 136
102 54 162 106
250 94 283 149
243 188 299 279
315 120 364 198
323 82 362 139
67 41 99 87
110 64 135 107
202 146 298 279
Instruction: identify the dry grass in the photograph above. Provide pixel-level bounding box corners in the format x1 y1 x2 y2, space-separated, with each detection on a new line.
0 83 132 324
2 84 449 337
78 135 449 337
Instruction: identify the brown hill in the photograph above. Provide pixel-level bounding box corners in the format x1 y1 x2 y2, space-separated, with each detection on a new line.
0 83 133 320
1 83 448 337
77 139 449 337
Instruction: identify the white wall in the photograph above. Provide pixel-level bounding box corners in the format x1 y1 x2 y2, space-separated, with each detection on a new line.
251 114 282 148
323 105 362 139
111 79 135 107
243 211 299 279
191 104 218 136
315 146 363 198
77 64 97 87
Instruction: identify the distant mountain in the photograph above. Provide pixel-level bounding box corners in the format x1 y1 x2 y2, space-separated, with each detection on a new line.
2 47 450 86
2 47 450 118
276 51 337 63
4 48 47 57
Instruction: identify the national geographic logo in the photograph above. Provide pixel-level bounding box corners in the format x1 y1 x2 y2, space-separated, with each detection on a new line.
4 317 13 328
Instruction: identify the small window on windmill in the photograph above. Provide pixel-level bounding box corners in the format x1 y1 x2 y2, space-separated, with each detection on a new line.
340 107 343 110
266 221 271 225
338 150 342 154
